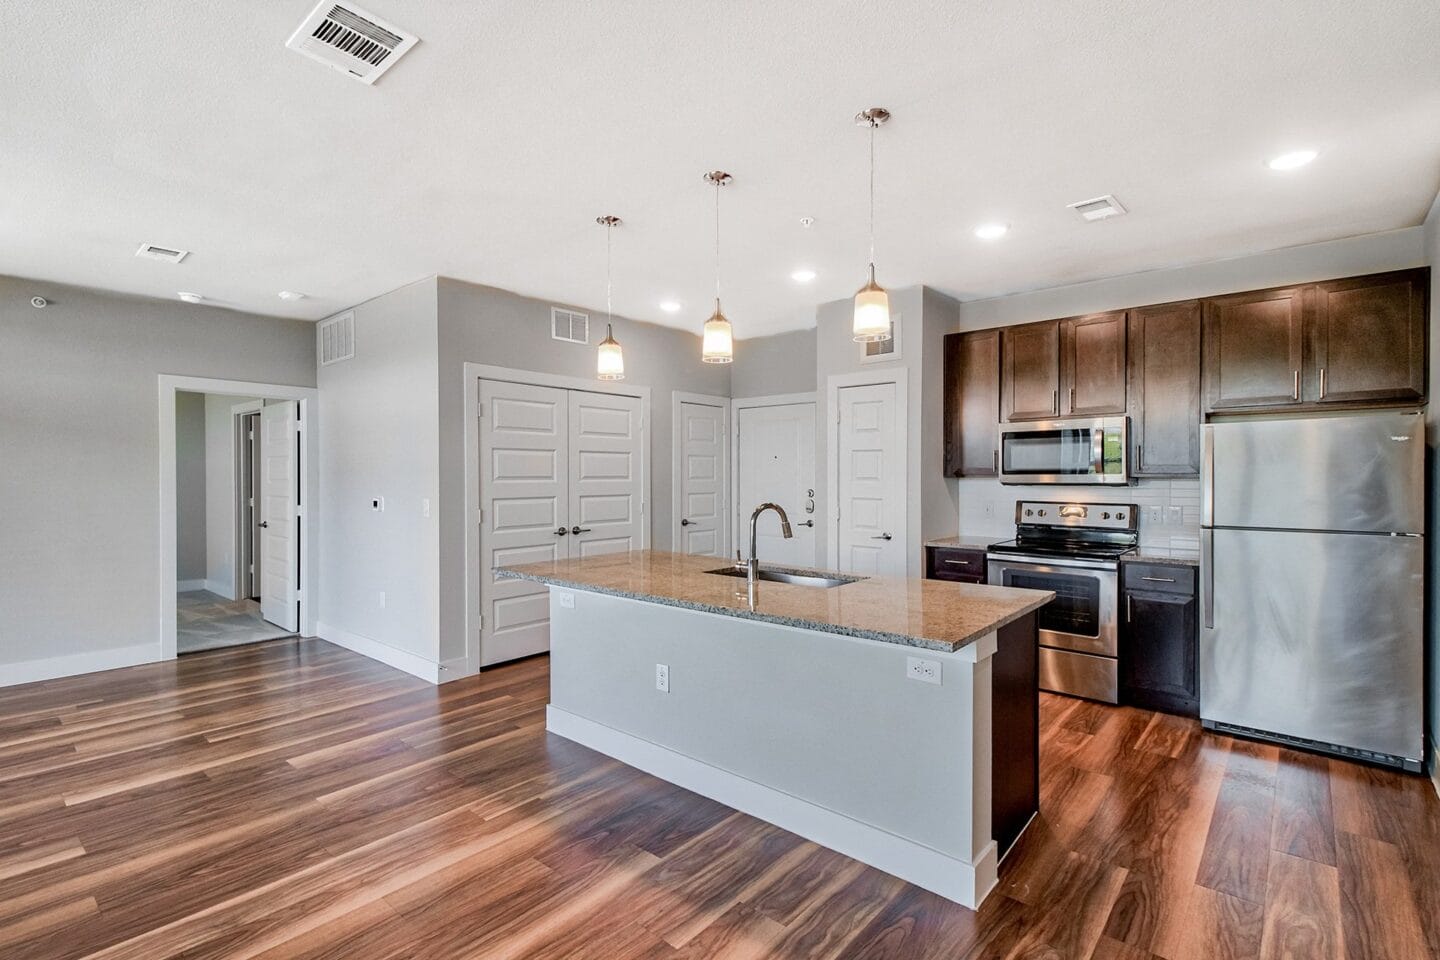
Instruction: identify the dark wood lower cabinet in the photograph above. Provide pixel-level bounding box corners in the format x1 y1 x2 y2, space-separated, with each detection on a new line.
925 545 987 583
992 611 1038 858
1119 563 1199 717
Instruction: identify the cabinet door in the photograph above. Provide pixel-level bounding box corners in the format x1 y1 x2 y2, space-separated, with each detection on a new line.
944 330 1000 476
1061 311 1127 416
1203 286 1307 412
1001 320 1060 421
1120 589 1198 716
1312 269 1427 405
1128 301 1201 477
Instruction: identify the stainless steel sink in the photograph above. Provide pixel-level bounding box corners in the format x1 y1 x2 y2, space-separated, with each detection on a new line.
705 566 862 589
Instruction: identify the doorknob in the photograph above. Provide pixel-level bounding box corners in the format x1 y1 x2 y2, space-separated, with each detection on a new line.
680 519 692 526
258 521 270 529
570 526 592 535
553 527 568 536
871 533 892 540
797 519 815 528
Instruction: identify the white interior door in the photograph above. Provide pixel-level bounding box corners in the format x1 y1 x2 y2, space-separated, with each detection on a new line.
836 383 904 575
737 403 816 566
677 400 727 557
258 401 298 631
568 391 644 558
479 380 569 666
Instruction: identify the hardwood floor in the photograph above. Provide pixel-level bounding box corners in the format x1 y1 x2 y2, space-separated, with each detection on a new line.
1 638 1436 959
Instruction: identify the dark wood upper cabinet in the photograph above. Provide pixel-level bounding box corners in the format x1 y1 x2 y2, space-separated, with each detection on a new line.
1311 269 1427 405
1001 320 1061 421
1060 311 1127 416
1203 286 1308 411
944 330 1001 476
1128 301 1201 477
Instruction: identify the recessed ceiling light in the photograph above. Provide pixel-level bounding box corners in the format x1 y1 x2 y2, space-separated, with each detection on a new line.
177 292 204 304
791 269 817 283
974 223 1009 240
659 300 682 313
278 290 306 301
1268 149 1318 171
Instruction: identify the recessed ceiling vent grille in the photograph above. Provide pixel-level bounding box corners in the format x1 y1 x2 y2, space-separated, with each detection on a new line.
318 311 355 365
285 2 419 85
135 243 189 263
551 307 589 345
1067 195 1127 222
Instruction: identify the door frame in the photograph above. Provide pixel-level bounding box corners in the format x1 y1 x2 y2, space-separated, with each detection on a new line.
463 362 651 674
671 391 731 559
158 376 318 661
730 392 817 560
231 400 264 602
824 370 908 572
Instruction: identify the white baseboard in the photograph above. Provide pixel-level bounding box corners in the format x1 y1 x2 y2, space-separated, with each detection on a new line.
177 579 206 593
546 705 998 909
316 621 464 685
2 643 163 689
203 578 238 600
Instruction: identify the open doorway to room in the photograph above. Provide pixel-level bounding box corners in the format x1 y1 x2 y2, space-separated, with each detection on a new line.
162 376 318 660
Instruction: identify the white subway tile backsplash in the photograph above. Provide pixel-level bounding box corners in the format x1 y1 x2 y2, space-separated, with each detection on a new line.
955 477 1201 550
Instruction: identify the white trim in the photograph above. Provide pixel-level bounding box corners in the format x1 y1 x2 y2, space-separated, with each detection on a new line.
824 369 909 571
160 376 319 664
546 705 998 908
317 621 461 684
3 643 162 689
177 579 206 593
462 362 652 675
730 391 818 412
230 402 263 603
203 578 232 597
671 391 730 559
729 392 819 564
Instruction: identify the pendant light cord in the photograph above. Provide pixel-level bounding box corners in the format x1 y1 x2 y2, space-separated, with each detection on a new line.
868 119 876 268
605 220 613 326
714 179 722 304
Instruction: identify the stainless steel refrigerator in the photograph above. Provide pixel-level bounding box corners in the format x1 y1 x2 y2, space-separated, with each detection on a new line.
1200 411 1425 771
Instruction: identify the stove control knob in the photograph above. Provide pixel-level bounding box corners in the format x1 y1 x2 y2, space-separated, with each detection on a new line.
1024 508 1033 517
1037 509 1047 517
1115 511 1126 520
1101 511 1111 520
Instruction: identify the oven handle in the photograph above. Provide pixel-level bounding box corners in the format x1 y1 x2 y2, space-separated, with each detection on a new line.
987 552 1120 572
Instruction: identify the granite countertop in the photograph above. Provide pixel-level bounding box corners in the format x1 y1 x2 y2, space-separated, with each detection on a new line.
1124 550 1200 566
923 535 995 550
495 550 1053 654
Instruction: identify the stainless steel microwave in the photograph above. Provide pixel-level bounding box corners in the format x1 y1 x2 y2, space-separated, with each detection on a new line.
997 417 1128 485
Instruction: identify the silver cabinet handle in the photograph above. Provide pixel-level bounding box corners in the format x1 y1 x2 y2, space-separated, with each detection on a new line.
554 526 568 536
1140 575 1175 583
570 526 591 534
1127 594 1132 622
943 559 972 566
871 533 893 540
1319 367 1327 400
1292 369 1300 401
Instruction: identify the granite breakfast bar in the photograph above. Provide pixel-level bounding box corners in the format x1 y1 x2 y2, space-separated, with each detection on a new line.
495 550 1052 908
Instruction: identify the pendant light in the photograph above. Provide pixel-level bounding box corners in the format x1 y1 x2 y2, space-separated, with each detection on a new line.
595 215 625 381
853 107 892 343
701 170 734 363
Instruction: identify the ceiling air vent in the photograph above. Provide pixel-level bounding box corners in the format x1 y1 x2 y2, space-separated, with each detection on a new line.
285 2 419 85
551 307 589 345
318 311 355 365
135 243 189 264
1067 195 1127 222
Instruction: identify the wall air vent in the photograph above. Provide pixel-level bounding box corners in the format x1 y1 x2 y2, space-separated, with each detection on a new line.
551 307 590 345
135 243 189 264
1067 195 1127 222
285 2 419 85
318 311 356 365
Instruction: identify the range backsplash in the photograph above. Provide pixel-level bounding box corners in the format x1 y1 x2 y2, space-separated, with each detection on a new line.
954 477 1201 555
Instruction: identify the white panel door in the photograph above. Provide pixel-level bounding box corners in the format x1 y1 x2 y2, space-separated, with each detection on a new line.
737 403 817 566
836 383 904 575
479 380 569 666
677 400 727 557
258 401 299 631
568 391 644 558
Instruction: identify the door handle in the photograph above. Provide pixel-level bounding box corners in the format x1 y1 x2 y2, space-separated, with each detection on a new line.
797 519 815 528
258 521 269 529
1126 594 1132 622
871 533 893 540
1053 389 1059 415
1201 528 1214 629
1069 387 1076 413
680 519 692 526
570 526 592 535
553 527 568 536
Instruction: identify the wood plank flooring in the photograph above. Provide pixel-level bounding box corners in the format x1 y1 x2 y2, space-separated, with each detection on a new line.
1 638 1436 959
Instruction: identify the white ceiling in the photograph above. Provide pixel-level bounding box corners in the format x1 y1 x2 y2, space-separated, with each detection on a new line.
3 1 1439 336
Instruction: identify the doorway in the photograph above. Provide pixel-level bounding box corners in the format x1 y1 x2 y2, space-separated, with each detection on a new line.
732 395 817 567
673 392 730 558
827 372 907 576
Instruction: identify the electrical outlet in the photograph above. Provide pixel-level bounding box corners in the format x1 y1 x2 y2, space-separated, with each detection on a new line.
906 656 941 685
655 663 670 693
558 592 575 609
1146 504 1163 525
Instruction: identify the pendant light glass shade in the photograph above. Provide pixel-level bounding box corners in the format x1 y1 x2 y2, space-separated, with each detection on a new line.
702 300 734 364
596 323 625 380
853 264 891 342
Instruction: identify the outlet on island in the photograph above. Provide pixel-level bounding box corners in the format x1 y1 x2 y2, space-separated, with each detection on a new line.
655 663 670 693
906 656 941 685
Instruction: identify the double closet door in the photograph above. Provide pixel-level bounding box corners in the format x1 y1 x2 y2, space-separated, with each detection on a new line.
479 380 645 665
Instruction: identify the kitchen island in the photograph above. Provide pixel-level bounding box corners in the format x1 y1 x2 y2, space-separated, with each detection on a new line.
495 550 1052 908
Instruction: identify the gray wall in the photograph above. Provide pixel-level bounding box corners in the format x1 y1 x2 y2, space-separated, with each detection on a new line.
435 277 731 662
730 330 817 397
0 275 315 674
175 390 208 582
316 277 441 664
1424 193 1440 772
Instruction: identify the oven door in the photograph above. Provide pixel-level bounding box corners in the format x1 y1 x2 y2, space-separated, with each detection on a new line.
986 554 1118 657
997 417 1128 485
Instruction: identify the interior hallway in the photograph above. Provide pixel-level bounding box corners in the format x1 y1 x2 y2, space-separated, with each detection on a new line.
176 589 293 654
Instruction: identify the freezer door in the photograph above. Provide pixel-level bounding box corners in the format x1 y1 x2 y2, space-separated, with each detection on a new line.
1200 528 1423 763
1203 412 1423 533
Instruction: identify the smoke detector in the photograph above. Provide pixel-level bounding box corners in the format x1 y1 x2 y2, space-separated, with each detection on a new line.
286 3 419 84
135 243 189 264
1067 195 1127 222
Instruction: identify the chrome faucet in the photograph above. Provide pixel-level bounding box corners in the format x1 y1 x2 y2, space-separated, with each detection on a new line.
745 502 793 585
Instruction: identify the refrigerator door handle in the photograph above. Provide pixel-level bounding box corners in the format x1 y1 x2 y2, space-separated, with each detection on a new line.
1201 424 1214 527
1201 528 1214 629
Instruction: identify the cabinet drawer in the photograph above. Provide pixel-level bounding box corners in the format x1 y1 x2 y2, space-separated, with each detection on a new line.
1122 562 1196 595
927 547 987 583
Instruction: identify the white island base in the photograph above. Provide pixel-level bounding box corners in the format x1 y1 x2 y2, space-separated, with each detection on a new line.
542 588 1032 909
